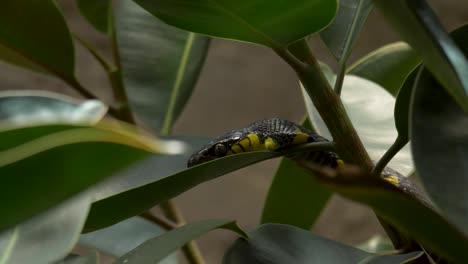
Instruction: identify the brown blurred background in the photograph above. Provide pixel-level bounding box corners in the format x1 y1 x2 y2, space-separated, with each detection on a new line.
0 1 466 263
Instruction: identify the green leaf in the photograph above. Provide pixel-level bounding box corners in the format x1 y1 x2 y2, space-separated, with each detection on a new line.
77 0 112 34
85 151 278 231
0 1 76 80
79 217 177 263
0 195 90 264
394 67 419 141
320 0 373 62
411 67 468 236
303 75 413 174
374 0 468 111
133 0 337 48
0 90 107 126
261 157 331 229
115 219 246 264
315 169 468 262
348 42 420 96
410 23 468 237
115 0 210 133
357 234 394 253
89 136 209 202
0 122 181 233
224 224 423 264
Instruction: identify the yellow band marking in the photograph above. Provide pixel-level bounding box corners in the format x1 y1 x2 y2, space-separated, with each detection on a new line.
230 144 244 153
337 159 345 168
264 137 278 150
292 132 310 144
384 175 399 187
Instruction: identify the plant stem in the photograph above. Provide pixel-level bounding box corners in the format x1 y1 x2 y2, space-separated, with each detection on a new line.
160 201 206 264
278 40 373 172
139 211 178 230
65 78 99 100
333 62 346 95
372 136 407 178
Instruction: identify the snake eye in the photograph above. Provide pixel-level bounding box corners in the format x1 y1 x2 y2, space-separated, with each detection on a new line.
214 143 227 156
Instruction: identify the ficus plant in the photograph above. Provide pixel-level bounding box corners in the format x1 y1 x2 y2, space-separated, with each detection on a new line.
0 0 466 263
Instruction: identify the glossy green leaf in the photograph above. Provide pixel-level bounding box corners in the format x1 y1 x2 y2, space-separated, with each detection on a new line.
0 195 90 264
224 224 423 264
303 76 414 175
89 136 208 203
374 0 468 111
348 42 420 96
115 0 210 133
85 151 278 232
0 122 181 233
320 0 373 62
0 0 75 80
357 234 394 253
410 23 468 237
261 119 332 229
115 219 246 264
0 90 107 126
77 0 112 34
79 217 177 263
315 168 468 262
133 0 337 48
411 68 468 236
261 157 331 229
394 67 419 141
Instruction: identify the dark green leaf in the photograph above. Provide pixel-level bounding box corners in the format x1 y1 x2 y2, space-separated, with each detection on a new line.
0 122 176 233
374 0 468 111
79 217 177 263
224 224 423 264
261 157 331 229
314 168 468 262
320 0 373 62
0 90 107 126
77 0 112 34
394 67 419 141
115 219 246 264
115 0 210 133
411 67 468 236
85 151 278 231
0 1 75 80
348 42 420 97
410 23 468 237
0 195 90 264
133 0 337 48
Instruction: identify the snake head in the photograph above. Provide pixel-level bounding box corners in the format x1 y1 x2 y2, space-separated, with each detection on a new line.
187 132 244 167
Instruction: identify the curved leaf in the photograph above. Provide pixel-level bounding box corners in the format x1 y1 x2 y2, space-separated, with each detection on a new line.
303 75 414 175
261 158 331 229
115 219 246 264
374 0 468 111
79 217 177 263
410 23 468 237
224 224 422 264
357 234 394 253
58 252 99 264
115 0 210 133
0 122 181 233
0 0 75 80
320 0 373 62
0 90 107 126
313 167 468 263
77 0 112 34
133 0 337 48
394 67 419 141
0 195 90 264
85 151 278 231
348 42 420 96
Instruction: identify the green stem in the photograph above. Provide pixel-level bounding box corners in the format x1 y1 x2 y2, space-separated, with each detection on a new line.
280 40 373 172
372 136 407 178
73 34 115 72
333 62 346 95
139 211 178 230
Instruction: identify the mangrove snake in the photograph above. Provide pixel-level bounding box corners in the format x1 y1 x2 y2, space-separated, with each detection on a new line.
187 118 427 203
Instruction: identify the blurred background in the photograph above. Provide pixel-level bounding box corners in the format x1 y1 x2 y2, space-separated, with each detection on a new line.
0 1 466 263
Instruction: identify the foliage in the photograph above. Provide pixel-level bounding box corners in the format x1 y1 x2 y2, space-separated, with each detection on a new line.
0 0 466 263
